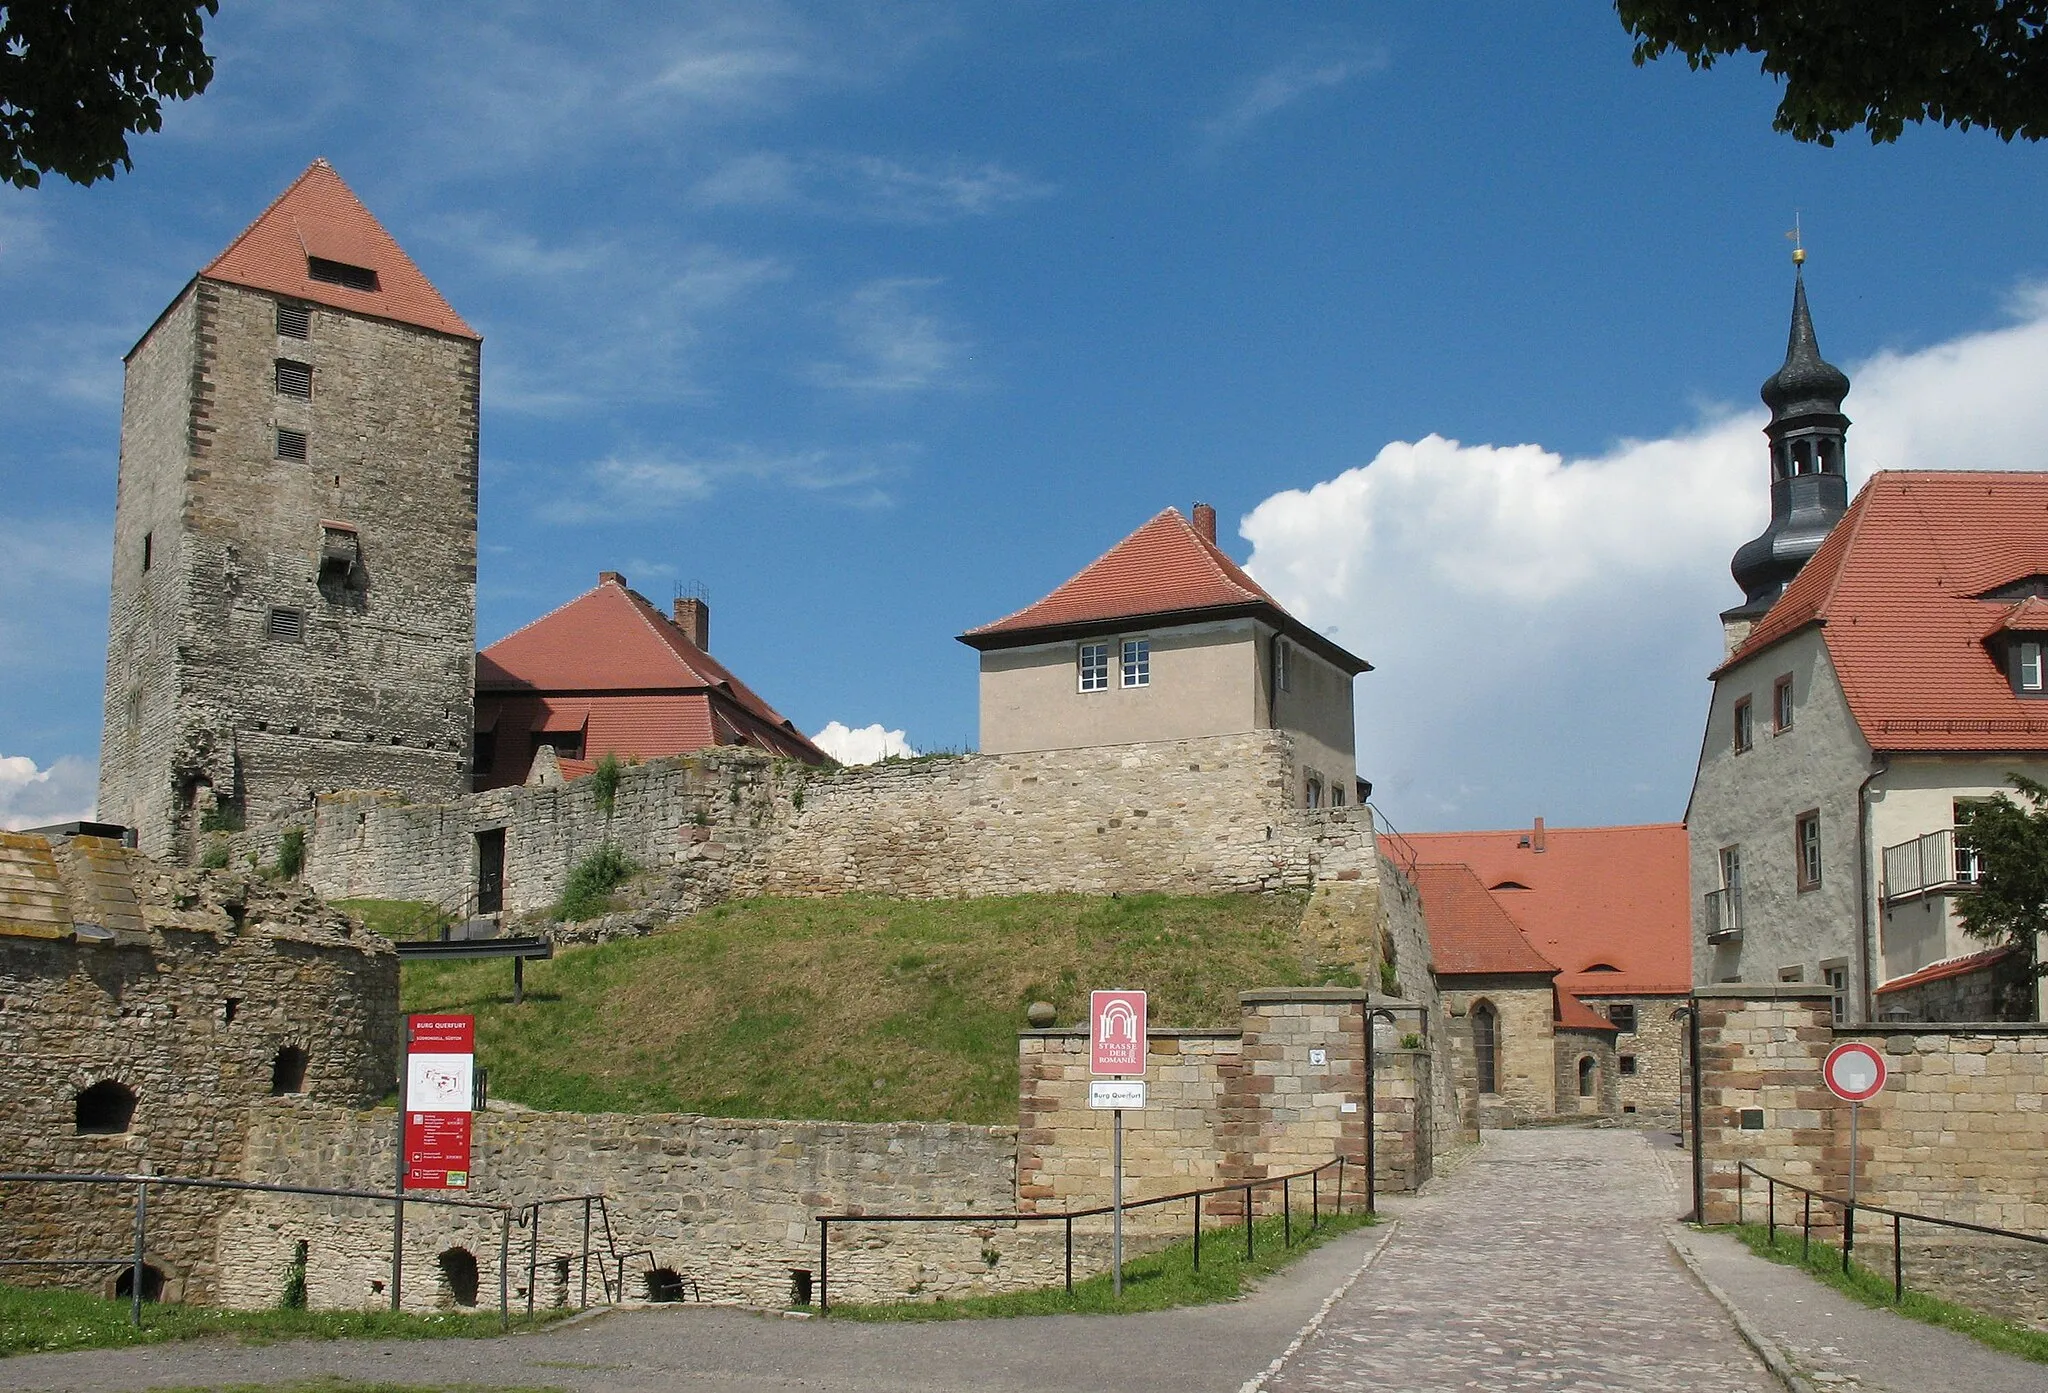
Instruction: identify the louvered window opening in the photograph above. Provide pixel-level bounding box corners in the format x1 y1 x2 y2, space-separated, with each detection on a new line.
267 607 305 642
307 256 379 292
275 359 312 399
276 428 308 461
276 301 310 338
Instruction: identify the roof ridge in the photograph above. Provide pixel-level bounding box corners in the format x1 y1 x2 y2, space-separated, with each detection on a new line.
617 584 717 687
966 507 1189 634
202 161 324 282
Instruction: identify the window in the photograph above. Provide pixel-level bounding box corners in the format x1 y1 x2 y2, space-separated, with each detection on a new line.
1720 845 1743 896
1773 675 1794 732
270 1046 309 1095
1331 782 1345 807
275 359 313 399
1121 638 1149 688
2017 640 2045 695
307 256 379 292
1732 697 1753 753
1618 1055 1638 1077
1796 810 1822 890
1305 775 1323 809
76 1081 137 1135
276 427 308 461
1823 964 1850 1025
1471 1001 1498 1095
276 301 310 338
1778 965 1806 983
267 607 305 642
1955 799 1987 884
1606 1003 1636 1034
472 730 497 782
1272 636 1291 692
141 531 152 572
537 730 584 761
1077 642 1109 692
1577 1056 1597 1097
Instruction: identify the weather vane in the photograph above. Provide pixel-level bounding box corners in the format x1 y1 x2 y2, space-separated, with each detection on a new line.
1787 212 1806 266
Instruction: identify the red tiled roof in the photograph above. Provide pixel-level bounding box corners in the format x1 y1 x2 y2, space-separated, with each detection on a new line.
1983 595 2048 640
1721 471 2048 752
1874 945 2015 995
1409 863 1560 977
960 508 1370 673
1397 824 1691 997
200 160 477 341
1555 990 1619 1033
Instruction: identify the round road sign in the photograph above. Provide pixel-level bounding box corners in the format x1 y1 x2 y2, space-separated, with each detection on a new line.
1823 1041 1887 1102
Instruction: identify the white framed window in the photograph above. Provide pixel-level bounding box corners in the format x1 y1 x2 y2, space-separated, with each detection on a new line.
2019 641 2044 693
1822 963 1850 1024
1773 674 1794 732
1078 642 1109 692
1796 811 1822 890
1732 697 1753 753
1121 638 1150 688
1954 798 1987 884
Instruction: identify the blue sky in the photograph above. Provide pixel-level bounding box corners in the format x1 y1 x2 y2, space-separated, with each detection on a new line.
6 3 2048 832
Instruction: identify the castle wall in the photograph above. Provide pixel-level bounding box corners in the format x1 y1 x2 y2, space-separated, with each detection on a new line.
1577 992 1688 1125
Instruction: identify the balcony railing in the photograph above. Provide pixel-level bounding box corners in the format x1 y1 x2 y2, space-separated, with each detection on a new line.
1881 827 1984 902
1704 886 1744 943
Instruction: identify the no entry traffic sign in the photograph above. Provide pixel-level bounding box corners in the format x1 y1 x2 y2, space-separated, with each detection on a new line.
1824 1041 1887 1103
1090 990 1147 1075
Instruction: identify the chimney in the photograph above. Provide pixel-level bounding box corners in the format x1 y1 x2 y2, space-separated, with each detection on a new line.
673 596 710 651
1192 501 1217 544
599 571 627 588
1532 816 1547 854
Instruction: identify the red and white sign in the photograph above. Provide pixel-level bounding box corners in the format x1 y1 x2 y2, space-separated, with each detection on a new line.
1823 1041 1888 1103
1090 990 1147 1076
404 1014 475 1189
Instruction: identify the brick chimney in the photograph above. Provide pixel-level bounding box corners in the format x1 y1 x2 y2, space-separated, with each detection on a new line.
1532 816 1547 854
1192 501 1217 544
599 571 626 588
673 596 710 651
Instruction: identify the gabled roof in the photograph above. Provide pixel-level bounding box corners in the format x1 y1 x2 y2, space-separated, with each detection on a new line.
477 575 819 759
959 508 1371 674
1395 823 1691 997
1721 471 2048 752
1554 990 1619 1034
197 160 477 341
1983 596 2048 640
1409 863 1559 977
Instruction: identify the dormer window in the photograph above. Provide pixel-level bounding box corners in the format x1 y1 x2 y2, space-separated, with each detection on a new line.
2017 640 2045 695
307 257 379 292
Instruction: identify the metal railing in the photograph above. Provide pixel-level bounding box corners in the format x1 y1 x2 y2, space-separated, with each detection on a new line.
1881 827 1983 902
1737 1162 2048 1304
1704 887 1744 942
815 1155 1351 1313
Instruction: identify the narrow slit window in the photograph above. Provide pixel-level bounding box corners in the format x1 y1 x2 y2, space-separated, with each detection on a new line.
1796 810 1822 889
307 257 379 292
141 532 152 572
275 359 313 399
276 428 308 462
276 301 311 338
267 607 306 642
1272 636 1290 692
1120 637 1150 688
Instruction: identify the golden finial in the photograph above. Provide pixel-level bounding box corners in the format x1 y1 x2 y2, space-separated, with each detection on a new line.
1787 212 1806 266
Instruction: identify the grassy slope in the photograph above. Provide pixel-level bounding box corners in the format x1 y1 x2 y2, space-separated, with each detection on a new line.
391 892 1340 1124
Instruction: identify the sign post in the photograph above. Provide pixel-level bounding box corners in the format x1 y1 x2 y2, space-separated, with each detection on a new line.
1822 1040 1887 1229
1090 990 1146 1298
394 1014 475 1310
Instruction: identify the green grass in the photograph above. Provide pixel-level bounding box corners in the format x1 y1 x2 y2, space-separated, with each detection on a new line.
0 1283 567 1359
829 1209 1374 1320
395 892 1339 1123
1726 1223 2048 1364
335 898 457 943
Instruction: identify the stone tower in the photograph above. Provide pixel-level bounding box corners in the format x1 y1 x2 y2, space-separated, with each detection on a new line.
1720 268 1851 654
98 161 480 860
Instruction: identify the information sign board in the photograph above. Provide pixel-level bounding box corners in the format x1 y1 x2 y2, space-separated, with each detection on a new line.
1090 990 1147 1076
404 1014 475 1189
1089 1080 1147 1110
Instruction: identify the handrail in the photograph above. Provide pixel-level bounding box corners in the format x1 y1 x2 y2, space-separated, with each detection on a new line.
1737 1162 2048 1247
816 1154 1351 1312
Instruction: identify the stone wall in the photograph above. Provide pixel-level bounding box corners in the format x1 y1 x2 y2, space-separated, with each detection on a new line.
1580 994 1688 1126
0 835 398 1303
1439 979 1555 1123
1695 985 2048 1232
1554 1028 1619 1116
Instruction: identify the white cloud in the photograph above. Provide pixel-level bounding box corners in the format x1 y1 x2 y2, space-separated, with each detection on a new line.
1203 51 1384 149
1241 285 2048 830
697 151 1053 222
811 721 917 765
0 754 97 831
547 443 903 521
809 278 969 394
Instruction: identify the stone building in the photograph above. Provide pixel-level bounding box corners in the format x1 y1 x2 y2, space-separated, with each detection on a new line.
959 504 1370 808
97 160 481 861
0 828 398 1303
473 571 824 792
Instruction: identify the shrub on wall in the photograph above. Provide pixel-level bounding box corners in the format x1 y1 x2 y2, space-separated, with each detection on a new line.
557 843 637 922
589 753 622 816
274 827 306 880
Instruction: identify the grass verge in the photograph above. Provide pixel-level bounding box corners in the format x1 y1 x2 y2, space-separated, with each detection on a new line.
1724 1223 2048 1364
394 892 1346 1123
0 1283 567 1359
828 1208 1374 1320
334 898 455 942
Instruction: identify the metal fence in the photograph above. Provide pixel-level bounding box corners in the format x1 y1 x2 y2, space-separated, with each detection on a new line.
815 1154 1351 1312
0 1170 615 1327
1737 1162 2048 1306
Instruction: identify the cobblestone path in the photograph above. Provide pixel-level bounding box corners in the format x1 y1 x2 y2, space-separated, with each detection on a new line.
1265 1128 1778 1392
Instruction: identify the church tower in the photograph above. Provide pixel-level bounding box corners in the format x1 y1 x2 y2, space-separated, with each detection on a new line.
98 161 480 860
1720 263 1852 654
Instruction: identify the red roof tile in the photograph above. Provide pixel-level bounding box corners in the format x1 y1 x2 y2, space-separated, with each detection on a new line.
1873 945 2015 995
200 160 477 341
1409 863 1560 977
1983 595 2048 640
960 508 1370 673
1395 824 1691 997
1555 991 1619 1033
1722 471 2048 752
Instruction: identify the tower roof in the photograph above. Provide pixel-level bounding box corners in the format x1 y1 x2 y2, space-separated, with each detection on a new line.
1759 271 1849 422
200 160 478 341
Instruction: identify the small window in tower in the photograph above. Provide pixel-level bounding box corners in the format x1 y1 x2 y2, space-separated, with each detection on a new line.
267 607 306 642
307 256 379 292
1773 675 1794 733
1273 636 1290 693
276 301 311 338
275 359 313 399
142 532 152 572
276 428 308 462
1732 697 1753 753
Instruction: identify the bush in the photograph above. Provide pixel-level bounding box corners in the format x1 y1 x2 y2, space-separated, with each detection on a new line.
1378 960 1399 996
556 843 637 922
198 802 243 834
198 838 230 870
273 826 306 880
589 753 622 815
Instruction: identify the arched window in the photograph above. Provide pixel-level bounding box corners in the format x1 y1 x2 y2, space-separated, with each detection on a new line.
270 1046 309 1095
437 1247 480 1307
76 1081 137 1135
1578 1055 1597 1098
1471 1000 1498 1095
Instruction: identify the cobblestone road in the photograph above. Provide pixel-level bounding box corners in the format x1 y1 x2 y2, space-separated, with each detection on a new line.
1266 1128 1779 1392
